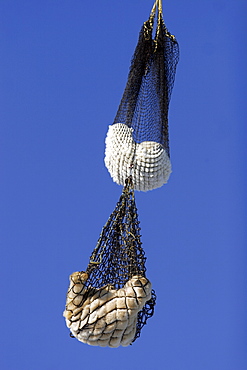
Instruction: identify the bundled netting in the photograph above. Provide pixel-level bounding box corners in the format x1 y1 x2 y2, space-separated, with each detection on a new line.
64 177 156 347
105 0 179 191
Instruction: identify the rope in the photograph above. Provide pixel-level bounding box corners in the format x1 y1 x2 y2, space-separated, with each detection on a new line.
158 0 163 15
150 0 159 18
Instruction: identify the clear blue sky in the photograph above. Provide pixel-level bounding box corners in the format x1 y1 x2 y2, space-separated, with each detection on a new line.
0 1 246 369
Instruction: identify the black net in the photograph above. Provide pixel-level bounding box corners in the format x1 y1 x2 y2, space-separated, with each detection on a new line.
133 289 157 343
86 177 146 289
113 9 179 156
81 177 156 342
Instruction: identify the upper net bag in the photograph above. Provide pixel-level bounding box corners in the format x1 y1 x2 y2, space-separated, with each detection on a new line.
63 177 156 348
105 0 179 191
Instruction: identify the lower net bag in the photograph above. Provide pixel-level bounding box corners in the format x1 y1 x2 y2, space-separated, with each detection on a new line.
105 0 179 191
63 177 156 347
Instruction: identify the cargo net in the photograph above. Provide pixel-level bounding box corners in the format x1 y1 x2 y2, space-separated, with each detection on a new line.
105 0 179 191
64 177 156 347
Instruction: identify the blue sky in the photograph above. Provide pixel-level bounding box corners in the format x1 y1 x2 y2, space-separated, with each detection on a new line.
0 1 246 369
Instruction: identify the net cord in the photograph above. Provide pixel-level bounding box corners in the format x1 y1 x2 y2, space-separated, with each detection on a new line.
129 0 161 174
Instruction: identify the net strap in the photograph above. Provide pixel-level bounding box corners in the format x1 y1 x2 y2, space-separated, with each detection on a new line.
151 0 176 43
150 0 162 21
150 0 159 18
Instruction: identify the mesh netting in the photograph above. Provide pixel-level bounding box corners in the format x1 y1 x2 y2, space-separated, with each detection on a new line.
86 177 147 288
105 1 179 191
64 177 156 346
113 5 179 154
